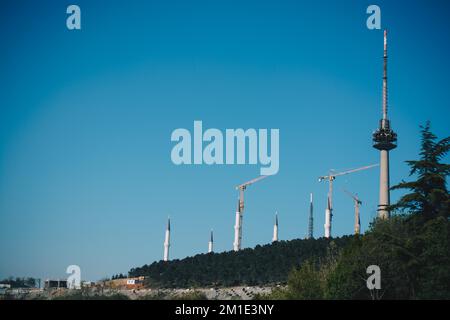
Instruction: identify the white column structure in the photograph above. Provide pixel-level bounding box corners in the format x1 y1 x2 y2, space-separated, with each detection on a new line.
208 230 214 253
233 199 242 251
324 196 332 238
163 217 170 261
272 212 279 243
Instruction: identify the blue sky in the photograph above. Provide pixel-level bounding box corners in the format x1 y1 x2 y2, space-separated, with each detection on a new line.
0 0 449 281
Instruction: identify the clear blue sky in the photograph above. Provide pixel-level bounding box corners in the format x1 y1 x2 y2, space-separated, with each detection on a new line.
1 0 449 281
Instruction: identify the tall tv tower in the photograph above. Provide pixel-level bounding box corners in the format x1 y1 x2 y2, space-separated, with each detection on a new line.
373 30 397 219
307 193 313 239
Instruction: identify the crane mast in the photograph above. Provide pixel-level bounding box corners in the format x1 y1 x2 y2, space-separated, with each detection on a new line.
343 189 362 235
233 175 269 251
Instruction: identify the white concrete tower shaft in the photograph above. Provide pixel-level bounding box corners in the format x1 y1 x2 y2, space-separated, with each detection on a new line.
233 199 242 251
324 196 332 238
208 229 214 253
163 217 170 261
272 212 279 243
379 149 390 218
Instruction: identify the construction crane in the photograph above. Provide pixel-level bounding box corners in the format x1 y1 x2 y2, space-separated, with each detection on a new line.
319 164 378 238
233 175 269 251
343 189 362 235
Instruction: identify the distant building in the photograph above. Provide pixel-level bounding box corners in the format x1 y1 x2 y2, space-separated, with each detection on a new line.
0 283 11 295
44 279 67 289
106 276 146 290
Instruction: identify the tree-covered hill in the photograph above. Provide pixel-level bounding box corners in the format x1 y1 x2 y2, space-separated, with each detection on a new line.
128 236 353 288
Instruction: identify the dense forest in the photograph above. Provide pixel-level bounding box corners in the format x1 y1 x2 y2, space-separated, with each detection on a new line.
0 277 37 288
128 236 352 288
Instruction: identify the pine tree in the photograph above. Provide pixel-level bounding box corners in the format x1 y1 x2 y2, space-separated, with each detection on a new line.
391 122 450 219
